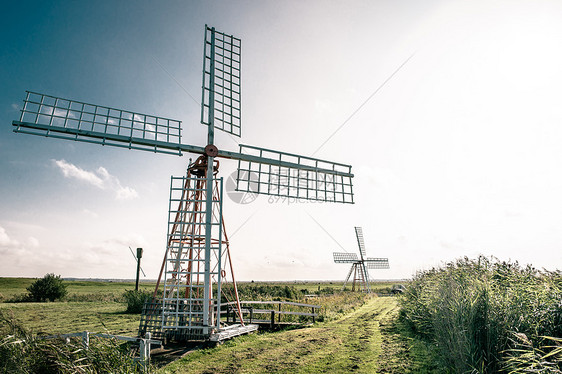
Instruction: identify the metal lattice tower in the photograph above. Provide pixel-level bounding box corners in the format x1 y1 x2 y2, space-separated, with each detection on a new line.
333 227 389 293
12 25 355 342
159 173 223 339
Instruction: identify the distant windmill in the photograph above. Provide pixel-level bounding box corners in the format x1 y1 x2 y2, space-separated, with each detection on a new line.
12 25 355 342
333 227 389 292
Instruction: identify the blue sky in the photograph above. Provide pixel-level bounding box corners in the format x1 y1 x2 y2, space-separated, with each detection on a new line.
2 0 562 280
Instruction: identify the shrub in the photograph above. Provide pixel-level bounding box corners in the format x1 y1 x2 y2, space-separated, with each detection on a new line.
26 273 67 302
226 284 301 301
123 290 151 313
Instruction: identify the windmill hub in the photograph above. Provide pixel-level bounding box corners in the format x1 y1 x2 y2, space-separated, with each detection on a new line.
204 144 219 157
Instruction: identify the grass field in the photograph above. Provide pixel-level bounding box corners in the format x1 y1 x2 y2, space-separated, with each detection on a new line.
0 278 154 335
0 278 400 335
0 302 141 336
0 277 156 301
0 278 425 372
161 296 436 373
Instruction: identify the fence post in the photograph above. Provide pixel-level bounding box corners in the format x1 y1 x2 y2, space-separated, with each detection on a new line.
139 339 147 372
138 332 152 373
278 303 281 323
270 310 275 328
312 307 315 323
249 307 253 324
82 331 90 349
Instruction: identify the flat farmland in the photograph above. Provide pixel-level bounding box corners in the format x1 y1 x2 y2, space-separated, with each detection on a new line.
0 278 401 336
0 301 140 335
0 278 429 373
161 296 436 373
0 277 156 301
0 278 155 335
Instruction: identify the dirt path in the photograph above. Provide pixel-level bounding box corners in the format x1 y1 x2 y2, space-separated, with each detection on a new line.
160 296 409 373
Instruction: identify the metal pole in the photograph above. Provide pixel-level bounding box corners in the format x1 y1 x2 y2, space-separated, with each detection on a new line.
362 263 371 293
215 178 223 331
135 248 143 291
202 26 216 333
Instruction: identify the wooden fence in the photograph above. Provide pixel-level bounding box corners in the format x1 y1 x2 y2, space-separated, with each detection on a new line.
221 300 321 327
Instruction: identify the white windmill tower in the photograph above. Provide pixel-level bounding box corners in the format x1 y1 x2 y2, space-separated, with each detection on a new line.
12 25 355 342
333 227 389 293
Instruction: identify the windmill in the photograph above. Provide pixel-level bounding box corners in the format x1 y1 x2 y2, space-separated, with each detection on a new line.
12 25 354 342
333 227 389 293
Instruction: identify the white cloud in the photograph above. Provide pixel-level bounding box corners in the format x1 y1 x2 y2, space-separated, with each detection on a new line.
53 160 138 200
0 226 19 248
54 159 104 187
115 186 138 200
0 226 37 257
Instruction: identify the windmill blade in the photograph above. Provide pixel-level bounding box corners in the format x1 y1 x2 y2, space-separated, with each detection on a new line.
365 257 390 269
333 252 358 263
13 91 193 156
201 25 241 137
13 91 355 205
128 246 146 277
355 227 366 259
230 144 354 204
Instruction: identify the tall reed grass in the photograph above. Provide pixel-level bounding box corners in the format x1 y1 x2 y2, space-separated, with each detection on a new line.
399 256 562 373
0 310 144 373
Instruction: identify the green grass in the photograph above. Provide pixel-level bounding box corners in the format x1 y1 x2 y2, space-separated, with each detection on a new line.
161 296 432 374
0 277 35 300
0 277 157 336
0 301 140 336
0 278 397 336
242 281 396 295
0 277 156 302
0 310 143 373
0 278 438 372
0 278 395 301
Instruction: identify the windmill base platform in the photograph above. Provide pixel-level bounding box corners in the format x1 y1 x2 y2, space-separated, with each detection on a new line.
209 324 258 342
138 298 258 343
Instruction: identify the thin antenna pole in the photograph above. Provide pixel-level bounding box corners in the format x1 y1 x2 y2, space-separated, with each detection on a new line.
135 248 143 291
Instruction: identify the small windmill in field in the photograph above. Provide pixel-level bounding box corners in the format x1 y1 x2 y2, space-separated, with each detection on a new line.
333 227 389 292
12 25 355 342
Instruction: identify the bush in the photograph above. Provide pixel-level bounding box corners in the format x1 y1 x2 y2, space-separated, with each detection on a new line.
224 284 301 301
26 273 67 302
123 290 151 314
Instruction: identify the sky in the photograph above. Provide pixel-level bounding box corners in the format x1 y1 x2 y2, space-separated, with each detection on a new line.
1 0 562 281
